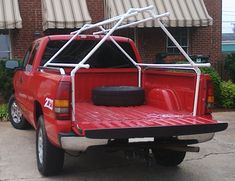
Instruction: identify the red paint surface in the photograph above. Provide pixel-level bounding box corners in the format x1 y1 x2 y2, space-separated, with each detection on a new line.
75 68 138 102
73 68 215 135
75 102 217 134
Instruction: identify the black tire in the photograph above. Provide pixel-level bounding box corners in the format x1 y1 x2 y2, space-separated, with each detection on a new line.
92 86 145 106
8 95 30 129
36 115 64 176
152 148 186 167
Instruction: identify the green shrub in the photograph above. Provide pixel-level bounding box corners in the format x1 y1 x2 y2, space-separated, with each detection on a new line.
220 80 235 108
224 53 235 83
0 60 14 102
200 67 222 106
0 104 8 121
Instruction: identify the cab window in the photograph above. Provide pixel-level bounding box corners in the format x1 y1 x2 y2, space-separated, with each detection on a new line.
23 42 39 72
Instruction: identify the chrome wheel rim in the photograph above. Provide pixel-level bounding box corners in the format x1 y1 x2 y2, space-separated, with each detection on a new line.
38 127 43 164
11 101 22 124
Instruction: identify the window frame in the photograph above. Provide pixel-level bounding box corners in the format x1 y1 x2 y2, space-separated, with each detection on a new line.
22 45 33 69
166 28 189 54
0 30 12 59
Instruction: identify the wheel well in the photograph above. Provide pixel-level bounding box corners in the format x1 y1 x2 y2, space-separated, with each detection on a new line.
34 101 43 126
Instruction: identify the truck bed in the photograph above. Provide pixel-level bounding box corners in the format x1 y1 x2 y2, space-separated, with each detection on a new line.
75 103 227 139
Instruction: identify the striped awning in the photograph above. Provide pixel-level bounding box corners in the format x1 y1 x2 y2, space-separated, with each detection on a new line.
42 0 92 30
104 0 213 27
0 0 22 29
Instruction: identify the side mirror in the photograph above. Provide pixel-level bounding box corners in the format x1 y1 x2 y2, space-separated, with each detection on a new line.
5 60 19 69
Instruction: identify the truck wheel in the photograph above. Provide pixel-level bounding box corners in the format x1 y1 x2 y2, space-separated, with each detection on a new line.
36 115 64 176
8 95 30 129
92 86 145 106
152 148 186 167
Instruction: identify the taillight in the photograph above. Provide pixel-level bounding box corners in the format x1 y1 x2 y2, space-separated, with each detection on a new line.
54 81 71 120
206 80 214 114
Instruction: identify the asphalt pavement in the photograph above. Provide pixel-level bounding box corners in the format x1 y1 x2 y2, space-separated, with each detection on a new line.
0 112 235 181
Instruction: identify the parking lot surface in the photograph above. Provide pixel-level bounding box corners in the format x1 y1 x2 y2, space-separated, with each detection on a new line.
0 112 235 181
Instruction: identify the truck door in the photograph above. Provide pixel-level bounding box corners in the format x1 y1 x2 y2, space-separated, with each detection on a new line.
14 45 32 117
14 42 39 124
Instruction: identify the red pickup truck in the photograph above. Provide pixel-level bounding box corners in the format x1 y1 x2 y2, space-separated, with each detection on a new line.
6 7 227 176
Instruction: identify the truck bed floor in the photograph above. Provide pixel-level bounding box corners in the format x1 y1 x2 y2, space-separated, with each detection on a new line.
75 103 217 130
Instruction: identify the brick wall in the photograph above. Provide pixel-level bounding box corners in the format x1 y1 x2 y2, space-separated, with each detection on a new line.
87 0 104 23
11 0 43 59
11 0 104 59
191 0 222 65
137 28 165 63
11 0 222 66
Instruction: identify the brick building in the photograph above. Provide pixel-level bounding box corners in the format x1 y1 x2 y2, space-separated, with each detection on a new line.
0 0 222 67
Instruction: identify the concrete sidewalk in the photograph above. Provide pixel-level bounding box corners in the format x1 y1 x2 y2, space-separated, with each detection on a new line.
0 112 235 181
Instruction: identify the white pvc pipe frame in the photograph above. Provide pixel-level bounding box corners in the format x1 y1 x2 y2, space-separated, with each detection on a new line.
44 6 210 121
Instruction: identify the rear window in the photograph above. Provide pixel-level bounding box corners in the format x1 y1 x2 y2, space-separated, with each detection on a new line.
41 40 137 68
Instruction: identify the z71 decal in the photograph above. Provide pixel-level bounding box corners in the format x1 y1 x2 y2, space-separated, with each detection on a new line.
44 97 53 110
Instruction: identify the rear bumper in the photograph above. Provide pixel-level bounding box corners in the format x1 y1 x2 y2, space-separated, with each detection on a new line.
59 122 227 151
59 132 108 151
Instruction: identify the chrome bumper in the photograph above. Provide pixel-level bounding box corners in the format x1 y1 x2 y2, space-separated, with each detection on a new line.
178 133 215 143
59 132 214 152
59 133 108 151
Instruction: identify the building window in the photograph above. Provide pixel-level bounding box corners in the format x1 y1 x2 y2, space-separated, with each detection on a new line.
166 28 189 54
0 31 11 60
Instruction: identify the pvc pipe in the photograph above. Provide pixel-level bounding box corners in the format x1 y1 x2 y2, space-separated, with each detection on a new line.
137 63 211 68
93 12 170 35
70 6 154 35
70 9 136 122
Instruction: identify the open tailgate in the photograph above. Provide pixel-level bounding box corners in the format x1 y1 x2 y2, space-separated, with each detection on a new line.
75 103 228 139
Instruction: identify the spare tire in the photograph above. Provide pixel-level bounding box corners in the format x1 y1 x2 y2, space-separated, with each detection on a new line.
92 86 145 106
